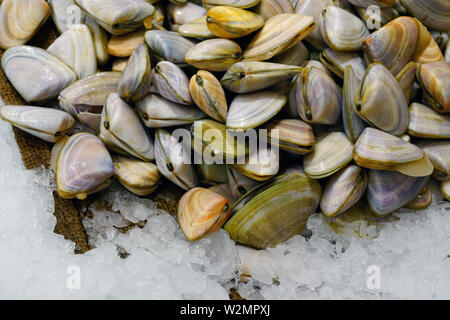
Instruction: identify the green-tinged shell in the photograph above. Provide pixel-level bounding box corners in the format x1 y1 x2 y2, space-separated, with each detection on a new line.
368 169 429 217
441 180 450 200
272 42 309 66
137 93 205 128
255 0 293 21
74 0 155 35
118 43 152 102
205 6 265 39
400 0 450 31
226 91 286 130
224 173 322 249
243 13 316 61
321 6 369 52
321 165 368 218
407 103 450 139
152 61 193 105
197 163 228 185
342 66 367 143
107 28 146 58
417 62 450 113
178 16 215 39
320 48 366 81
227 167 260 199
355 63 409 136
178 187 231 241
0 0 50 50
303 132 354 179
59 72 121 133
185 39 242 72
0 105 75 143
395 62 417 104
291 66 342 125
145 30 195 66
113 154 160 196
2 46 77 103
354 127 433 177
363 16 419 76
190 70 228 123
262 119 315 155
228 145 280 181
416 140 450 182
221 61 303 93
202 0 261 9
56 133 115 200
100 93 155 161
155 129 199 191
191 119 249 162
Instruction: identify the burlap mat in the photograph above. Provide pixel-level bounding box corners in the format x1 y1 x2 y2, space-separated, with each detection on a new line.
0 18 182 254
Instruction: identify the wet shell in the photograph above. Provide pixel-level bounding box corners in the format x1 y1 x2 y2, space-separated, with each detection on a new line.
47 24 97 79
227 91 286 130
355 6 399 29
256 0 293 21
414 32 444 64
261 119 316 155
190 70 228 123
85 17 110 66
416 140 450 181
354 127 433 177
243 13 316 61
320 48 366 81
59 72 121 132
49 0 87 33
136 94 205 128
113 155 160 196
74 0 155 35
112 59 129 72
56 133 115 200
320 165 368 218
229 145 280 181
221 61 303 93
0 105 75 143
100 93 155 161
342 66 367 143
197 163 228 185
395 62 417 104
0 0 50 50
303 132 354 179
407 103 450 139
155 129 199 190
191 119 249 162
118 43 152 102
224 173 322 249
167 2 206 31
205 6 265 39
292 67 342 125
441 180 450 200
355 63 409 136
417 62 450 113
152 61 193 105
145 30 196 67
367 169 429 217
400 0 450 31
405 186 432 210
185 39 242 72
178 16 216 39
321 6 369 52
107 28 146 58
202 0 261 9
2 46 77 103
363 16 419 76
178 187 231 241
348 0 396 7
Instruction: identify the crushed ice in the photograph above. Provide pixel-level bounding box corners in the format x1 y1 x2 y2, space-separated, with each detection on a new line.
0 119 449 299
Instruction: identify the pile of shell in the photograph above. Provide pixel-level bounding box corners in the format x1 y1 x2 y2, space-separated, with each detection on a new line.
0 0 449 252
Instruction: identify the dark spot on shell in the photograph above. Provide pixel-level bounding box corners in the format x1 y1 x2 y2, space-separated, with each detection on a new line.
104 121 110 130
166 162 174 172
